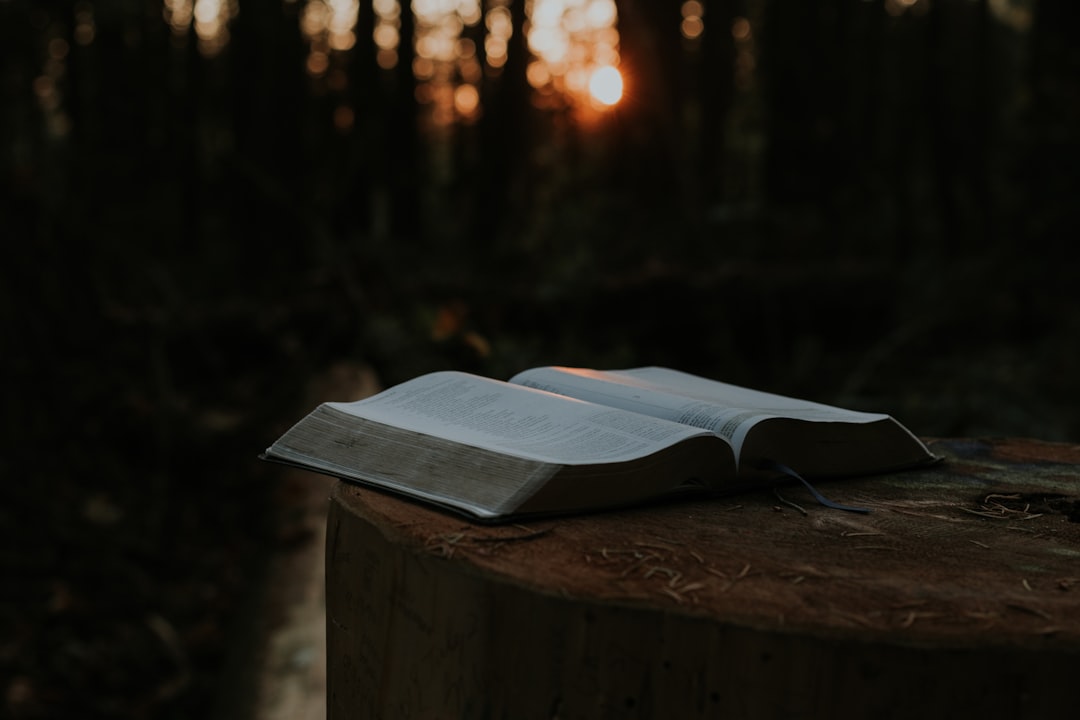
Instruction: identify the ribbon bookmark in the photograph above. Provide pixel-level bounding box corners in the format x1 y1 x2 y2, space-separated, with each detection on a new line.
760 460 871 514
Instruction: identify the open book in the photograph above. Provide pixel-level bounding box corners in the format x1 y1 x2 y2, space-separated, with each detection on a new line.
263 366 937 521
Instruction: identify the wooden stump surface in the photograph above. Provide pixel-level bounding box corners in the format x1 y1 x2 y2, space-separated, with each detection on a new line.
326 438 1080 719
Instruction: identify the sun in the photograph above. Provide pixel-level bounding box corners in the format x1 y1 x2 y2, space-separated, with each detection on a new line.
588 65 623 107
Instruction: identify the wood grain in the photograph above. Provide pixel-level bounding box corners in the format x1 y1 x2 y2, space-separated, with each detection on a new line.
326 438 1080 719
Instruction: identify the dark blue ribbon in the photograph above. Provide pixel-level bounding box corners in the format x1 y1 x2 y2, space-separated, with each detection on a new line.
761 459 871 514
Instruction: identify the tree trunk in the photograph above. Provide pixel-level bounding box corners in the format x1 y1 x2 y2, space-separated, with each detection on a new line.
326 437 1080 719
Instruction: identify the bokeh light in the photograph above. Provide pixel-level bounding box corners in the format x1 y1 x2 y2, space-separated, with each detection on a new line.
588 64 622 106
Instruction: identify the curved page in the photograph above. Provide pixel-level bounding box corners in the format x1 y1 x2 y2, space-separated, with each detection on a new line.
510 366 897 461
327 371 716 465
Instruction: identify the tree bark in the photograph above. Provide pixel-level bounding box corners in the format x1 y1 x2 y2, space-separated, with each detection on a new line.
327 437 1080 719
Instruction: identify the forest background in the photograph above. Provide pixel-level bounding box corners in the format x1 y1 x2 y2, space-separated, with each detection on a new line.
2 0 1079 718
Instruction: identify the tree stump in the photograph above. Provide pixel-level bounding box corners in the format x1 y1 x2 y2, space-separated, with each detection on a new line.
325 438 1080 719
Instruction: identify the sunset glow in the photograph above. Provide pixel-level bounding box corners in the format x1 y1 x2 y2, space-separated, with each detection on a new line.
525 0 622 111
413 0 484 127
193 0 236 57
681 1 704 41
288 0 622 125
588 65 622 106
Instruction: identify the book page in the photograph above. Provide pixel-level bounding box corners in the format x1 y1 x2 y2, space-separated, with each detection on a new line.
327 371 716 466
510 366 890 460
